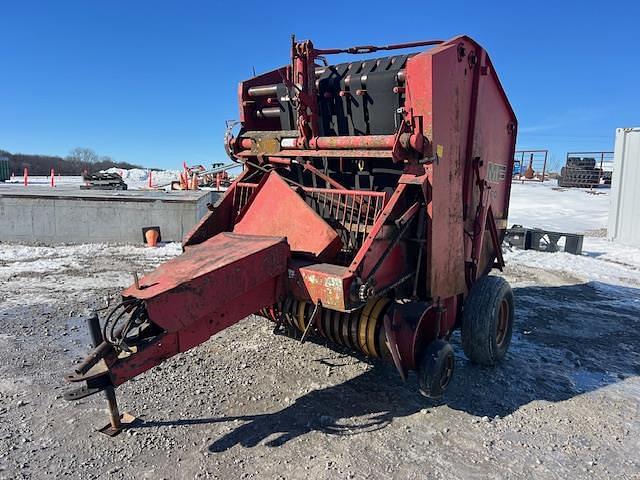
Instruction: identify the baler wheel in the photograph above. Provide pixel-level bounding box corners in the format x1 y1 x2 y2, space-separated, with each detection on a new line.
461 275 514 366
417 340 455 399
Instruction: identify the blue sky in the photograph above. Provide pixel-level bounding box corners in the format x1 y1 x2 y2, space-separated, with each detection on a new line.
1 0 638 170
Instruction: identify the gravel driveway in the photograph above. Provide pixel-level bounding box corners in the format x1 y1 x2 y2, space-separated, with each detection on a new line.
0 243 638 479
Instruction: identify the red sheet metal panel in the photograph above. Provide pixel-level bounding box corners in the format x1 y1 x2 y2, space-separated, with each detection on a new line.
122 232 290 330
182 169 248 247
405 40 472 299
471 49 517 274
289 262 353 311
233 172 342 261
111 275 283 386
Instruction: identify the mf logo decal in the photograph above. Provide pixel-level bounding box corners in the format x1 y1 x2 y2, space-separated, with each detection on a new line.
487 162 507 184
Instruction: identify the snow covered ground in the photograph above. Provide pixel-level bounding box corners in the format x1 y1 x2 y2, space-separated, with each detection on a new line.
4 175 84 186
4 168 182 190
509 181 610 233
0 243 182 308
507 181 640 289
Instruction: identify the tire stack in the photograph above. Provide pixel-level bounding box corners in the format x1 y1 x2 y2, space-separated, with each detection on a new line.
600 170 612 185
557 157 601 188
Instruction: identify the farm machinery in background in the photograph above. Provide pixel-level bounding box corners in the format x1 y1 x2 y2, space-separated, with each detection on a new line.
81 171 128 190
65 35 518 435
174 162 236 190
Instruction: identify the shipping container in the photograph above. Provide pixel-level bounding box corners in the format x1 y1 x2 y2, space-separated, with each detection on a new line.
608 127 640 247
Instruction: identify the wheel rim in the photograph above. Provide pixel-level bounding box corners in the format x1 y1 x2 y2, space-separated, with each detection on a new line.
496 298 509 347
440 354 454 389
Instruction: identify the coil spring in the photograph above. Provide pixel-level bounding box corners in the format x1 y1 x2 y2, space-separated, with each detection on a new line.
259 297 391 359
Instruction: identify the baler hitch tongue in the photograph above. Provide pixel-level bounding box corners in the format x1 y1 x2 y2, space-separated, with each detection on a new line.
64 232 290 435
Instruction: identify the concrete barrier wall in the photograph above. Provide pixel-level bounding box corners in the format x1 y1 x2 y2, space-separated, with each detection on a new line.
0 187 222 244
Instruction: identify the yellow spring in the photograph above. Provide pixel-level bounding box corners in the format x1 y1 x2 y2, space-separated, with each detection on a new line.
261 297 391 358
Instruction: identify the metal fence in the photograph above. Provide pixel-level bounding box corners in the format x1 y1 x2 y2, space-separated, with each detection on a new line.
558 151 614 188
513 150 549 181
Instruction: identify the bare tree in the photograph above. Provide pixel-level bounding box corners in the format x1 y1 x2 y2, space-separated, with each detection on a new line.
67 147 100 164
1 148 143 175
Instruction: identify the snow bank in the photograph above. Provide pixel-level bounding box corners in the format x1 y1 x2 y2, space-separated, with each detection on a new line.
103 167 181 189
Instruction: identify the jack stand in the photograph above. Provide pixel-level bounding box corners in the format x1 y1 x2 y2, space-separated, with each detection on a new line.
87 311 137 437
97 386 136 436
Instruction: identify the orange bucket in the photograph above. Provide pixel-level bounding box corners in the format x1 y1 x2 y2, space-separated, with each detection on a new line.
145 229 159 247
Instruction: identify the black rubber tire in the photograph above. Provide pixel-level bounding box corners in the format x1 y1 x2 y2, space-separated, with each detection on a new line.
417 340 455 399
567 157 596 169
461 275 515 366
560 166 600 188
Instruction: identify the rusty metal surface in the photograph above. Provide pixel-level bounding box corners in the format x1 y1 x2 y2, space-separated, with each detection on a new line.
293 263 352 311
311 135 395 150
402 36 516 298
235 149 394 158
97 412 138 437
405 41 470 299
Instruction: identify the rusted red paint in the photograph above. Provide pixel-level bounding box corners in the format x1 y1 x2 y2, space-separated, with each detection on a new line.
182 169 249 247
236 148 394 158
311 135 395 150
290 263 354 311
402 36 516 298
107 232 291 385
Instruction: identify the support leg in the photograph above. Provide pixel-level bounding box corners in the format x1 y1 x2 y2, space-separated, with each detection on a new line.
86 312 136 437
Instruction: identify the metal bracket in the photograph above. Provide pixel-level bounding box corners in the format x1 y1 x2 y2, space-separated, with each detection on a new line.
66 311 138 437
486 206 505 270
361 202 420 298
300 301 321 343
63 371 111 400
383 311 407 382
